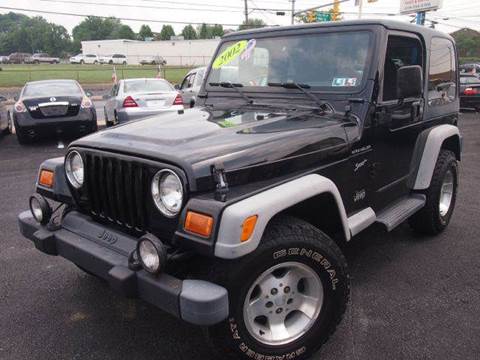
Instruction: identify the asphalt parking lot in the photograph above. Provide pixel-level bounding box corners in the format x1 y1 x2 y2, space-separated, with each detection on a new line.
0 111 479 360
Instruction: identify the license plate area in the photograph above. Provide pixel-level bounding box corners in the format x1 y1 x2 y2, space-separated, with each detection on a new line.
39 104 69 117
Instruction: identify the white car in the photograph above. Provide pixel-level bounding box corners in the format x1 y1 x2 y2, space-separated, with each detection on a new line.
99 54 128 65
70 54 99 64
103 78 183 125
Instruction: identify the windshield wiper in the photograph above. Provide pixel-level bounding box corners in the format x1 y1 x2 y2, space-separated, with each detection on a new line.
268 82 333 112
209 82 253 104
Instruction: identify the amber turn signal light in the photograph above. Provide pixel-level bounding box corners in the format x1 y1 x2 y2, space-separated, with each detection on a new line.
241 215 258 242
38 170 54 188
185 211 214 238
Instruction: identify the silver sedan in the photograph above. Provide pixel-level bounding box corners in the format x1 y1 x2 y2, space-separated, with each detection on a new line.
103 78 184 126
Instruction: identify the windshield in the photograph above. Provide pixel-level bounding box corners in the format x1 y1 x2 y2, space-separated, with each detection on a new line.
207 31 372 91
23 81 83 98
124 79 174 93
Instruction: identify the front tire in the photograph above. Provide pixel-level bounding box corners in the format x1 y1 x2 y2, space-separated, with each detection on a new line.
409 150 458 235
207 216 349 360
15 125 31 144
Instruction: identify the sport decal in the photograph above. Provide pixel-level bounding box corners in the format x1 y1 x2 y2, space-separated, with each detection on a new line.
212 40 248 69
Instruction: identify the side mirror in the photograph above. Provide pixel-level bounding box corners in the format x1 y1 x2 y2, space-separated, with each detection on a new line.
397 65 423 99
174 84 180 90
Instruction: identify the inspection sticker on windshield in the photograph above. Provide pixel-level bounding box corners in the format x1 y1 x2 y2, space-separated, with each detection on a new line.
332 78 357 87
212 40 248 69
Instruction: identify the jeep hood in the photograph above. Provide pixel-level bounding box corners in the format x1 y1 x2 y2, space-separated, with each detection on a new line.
72 107 350 190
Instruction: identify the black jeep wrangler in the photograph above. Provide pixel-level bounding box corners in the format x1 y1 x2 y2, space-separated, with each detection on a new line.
19 20 461 360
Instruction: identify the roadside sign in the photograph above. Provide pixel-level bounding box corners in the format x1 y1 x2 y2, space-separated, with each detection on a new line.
400 0 443 14
316 11 332 22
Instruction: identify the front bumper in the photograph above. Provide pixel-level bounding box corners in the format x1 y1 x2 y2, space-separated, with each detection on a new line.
117 106 184 123
18 210 229 325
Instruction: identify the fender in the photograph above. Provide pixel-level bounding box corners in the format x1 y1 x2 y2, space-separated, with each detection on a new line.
409 124 461 190
214 174 350 259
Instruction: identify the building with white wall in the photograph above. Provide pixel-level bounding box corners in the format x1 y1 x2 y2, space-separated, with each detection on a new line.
81 38 221 66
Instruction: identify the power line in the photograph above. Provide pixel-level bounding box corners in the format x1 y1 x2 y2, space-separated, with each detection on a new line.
40 0 245 13
0 6 252 26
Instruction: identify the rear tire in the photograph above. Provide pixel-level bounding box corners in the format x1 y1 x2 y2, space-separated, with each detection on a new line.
409 150 458 235
206 216 349 360
15 125 31 144
3 112 12 134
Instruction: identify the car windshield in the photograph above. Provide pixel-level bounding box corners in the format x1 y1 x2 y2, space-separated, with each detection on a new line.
460 76 480 84
23 81 83 98
207 31 372 90
124 79 174 93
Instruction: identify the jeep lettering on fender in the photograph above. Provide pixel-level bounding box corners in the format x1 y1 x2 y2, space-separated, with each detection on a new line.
18 20 461 360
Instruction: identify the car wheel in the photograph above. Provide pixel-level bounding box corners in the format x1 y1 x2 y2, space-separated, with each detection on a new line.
80 60 84 65
34 60 40 65
109 60 113 65
114 111 120 125
105 108 114 127
123 61 127 65
5 112 13 134
94 60 98 65
409 150 458 235
15 125 31 145
206 216 350 360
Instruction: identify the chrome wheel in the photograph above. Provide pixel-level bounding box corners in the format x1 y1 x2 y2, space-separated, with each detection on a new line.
439 170 454 218
243 261 323 346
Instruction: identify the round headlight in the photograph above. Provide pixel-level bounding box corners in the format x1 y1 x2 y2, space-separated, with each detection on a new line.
136 234 167 275
151 169 183 217
29 194 52 225
65 151 84 189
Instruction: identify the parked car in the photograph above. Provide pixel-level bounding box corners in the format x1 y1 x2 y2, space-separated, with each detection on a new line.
18 20 462 360
460 74 480 110
0 55 9 64
12 79 97 144
70 54 99 65
100 54 128 65
177 67 206 107
104 78 183 125
25 53 60 64
460 63 480 76
8 52 32 64
139 56 167 65
0 95 11 135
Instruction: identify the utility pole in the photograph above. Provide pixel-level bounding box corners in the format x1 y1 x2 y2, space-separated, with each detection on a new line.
291 0 296 25
244 0 249 24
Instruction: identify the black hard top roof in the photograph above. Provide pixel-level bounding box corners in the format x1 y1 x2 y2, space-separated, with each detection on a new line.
224 19 453 41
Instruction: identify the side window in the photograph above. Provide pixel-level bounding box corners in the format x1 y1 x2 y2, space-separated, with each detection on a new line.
428 37 457 106
180 74 191 90
188 73 196 88
383 35 423 101
195 69 205 87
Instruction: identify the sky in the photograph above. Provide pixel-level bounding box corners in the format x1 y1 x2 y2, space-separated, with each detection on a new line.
0 0 479 35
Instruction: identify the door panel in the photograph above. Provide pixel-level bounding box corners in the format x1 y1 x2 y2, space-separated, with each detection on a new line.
373 34 425 209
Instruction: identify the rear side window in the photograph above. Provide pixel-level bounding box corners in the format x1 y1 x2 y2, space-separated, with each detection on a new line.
428 37 457 106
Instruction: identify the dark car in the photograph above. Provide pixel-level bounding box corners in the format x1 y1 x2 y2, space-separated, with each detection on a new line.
12 80 97 144
460 74 480 110
19 20 461 360
460 63 480 76
0 95 12 135
8 52 32 64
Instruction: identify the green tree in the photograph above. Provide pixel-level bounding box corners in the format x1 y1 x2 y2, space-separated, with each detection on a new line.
238 18 266 31
0 13 70 56
158 25 175 40
181 24 197 40
138 24 153 40
113 24 136 40
198 23 209 39
211 24 224 38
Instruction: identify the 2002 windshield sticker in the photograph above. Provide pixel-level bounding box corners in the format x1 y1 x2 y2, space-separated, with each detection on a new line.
212 39 256 69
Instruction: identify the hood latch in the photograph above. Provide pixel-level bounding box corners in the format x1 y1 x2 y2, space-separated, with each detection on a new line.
212 163 229 202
